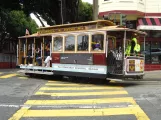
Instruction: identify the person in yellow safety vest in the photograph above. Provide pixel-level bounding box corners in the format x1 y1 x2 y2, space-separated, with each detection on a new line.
125 34 140 56
125 40 131 56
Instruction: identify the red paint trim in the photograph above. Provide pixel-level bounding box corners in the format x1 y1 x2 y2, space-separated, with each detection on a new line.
93 53 106 65
145 13 161 16
0 62 11 69
99 10 161 17
154 18 161 25
51 53 60 63
145 64 161 71
146 18 152 25
138 19 144 25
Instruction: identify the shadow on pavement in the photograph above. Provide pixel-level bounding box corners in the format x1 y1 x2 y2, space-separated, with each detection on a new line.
26 74 139 88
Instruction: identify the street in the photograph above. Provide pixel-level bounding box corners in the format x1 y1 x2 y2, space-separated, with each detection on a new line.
0 69 161 120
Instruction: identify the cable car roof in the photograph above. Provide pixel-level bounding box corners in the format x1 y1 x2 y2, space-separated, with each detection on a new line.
18 24 147 39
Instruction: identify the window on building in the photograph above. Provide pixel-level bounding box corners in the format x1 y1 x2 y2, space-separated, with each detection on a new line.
141 42 151 64
151 42 161 64
141 41 161 64
53 36 63 52
144 30 161 38
77 34 89 51
65 35 75 51
91 34 104 51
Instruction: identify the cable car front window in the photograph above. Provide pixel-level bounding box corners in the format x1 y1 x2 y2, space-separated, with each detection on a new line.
53 36 63 52
77 34 89 51
65 35 75 51
91 34 104 51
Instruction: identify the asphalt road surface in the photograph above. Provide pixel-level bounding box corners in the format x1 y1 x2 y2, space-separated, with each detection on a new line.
0 69 161 120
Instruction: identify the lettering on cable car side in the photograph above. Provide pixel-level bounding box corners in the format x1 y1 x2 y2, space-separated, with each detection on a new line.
39 26 86 34
52 64 107 74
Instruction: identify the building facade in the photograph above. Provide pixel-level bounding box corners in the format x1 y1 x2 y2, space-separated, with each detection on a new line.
94 0 161 71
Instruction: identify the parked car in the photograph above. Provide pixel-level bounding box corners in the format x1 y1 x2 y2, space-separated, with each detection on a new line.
141 48 161 55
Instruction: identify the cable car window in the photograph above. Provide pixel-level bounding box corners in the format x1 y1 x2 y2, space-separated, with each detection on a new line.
91 34 104 51
77 35 89 51
65 35 75 51
53 36 63 52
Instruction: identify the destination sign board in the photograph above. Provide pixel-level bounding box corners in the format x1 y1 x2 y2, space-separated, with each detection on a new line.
39 26 86 34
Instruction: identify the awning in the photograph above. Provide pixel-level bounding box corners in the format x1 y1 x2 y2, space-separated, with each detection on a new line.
137 18 161 30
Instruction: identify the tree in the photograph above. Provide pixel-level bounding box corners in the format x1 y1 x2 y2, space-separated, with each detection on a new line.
0 0 81 26
20 0 79 26
78 0 93 22
0 8 38 52
7 10 38 37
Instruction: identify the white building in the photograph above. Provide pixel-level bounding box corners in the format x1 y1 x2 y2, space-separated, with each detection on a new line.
94 0 161 29
93 0 161 70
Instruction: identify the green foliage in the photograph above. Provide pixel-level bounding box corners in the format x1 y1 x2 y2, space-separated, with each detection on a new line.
0 8 38 52
7 10 38 37
78 0 93 22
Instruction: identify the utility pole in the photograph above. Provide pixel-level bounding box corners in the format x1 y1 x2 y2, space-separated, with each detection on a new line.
60 0 64 24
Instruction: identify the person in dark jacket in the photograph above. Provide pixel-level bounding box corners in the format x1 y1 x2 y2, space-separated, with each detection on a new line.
35 47 42 66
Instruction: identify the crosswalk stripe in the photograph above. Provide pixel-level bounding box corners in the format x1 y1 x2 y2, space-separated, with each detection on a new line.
35 91 128 96
8 107 30 120
40 86 123 90
22 105 150 120
46 83 92 86
48 81 57 82
25 97 136 105
0 74 17 79
46 83 120 87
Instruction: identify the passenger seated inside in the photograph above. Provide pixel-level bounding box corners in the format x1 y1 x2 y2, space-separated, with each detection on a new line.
91 34 104 51
45 43 50 57
94 41 101 51
35 47 42 66
44 56 52 67
92 40 102 51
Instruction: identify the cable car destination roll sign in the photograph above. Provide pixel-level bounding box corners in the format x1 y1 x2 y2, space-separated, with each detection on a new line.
39 26 86 34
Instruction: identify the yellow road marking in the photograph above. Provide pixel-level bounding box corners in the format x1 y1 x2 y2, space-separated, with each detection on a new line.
8 107 30 120
46 83 119 87
0 74 17 79
0 72 2 75
22 105 150 120
46 83 90 86
48 81 57 82
25 97 136 105
35 91 128 96
40 86 123 91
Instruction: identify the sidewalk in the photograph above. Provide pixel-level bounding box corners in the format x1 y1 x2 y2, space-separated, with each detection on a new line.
0 68 19 73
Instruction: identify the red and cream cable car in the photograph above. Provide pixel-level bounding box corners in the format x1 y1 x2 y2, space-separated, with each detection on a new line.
17 20 146 81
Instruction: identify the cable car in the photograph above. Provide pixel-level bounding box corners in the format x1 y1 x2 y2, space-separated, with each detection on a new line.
17 20 146 81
